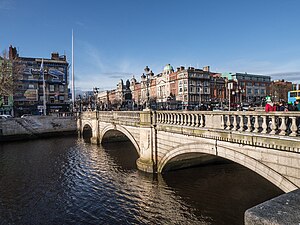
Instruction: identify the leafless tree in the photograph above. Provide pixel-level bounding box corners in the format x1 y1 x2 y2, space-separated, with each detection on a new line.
0 50 23 96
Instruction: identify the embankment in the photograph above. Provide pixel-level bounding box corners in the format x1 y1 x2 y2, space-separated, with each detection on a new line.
0 115 77 142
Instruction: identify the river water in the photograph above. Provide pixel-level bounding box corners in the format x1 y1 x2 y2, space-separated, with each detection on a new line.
0 136 283 225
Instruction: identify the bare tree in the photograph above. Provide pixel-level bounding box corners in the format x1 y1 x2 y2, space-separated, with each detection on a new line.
0 50 23 96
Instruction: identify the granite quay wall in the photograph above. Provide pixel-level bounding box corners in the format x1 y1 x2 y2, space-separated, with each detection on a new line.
0 114 77 142
245 188 300 225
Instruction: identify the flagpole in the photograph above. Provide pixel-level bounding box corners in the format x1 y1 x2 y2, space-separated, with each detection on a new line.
72 29 75 111
42 59 47 116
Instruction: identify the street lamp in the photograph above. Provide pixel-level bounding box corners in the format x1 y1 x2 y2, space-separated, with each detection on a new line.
93 87 99 111
143 66 154 110
228 82 233 111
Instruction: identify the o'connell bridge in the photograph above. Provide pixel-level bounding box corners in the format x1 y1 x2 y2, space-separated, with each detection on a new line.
78 110 300 224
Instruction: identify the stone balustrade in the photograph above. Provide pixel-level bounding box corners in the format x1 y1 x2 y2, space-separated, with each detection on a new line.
155 111 300 137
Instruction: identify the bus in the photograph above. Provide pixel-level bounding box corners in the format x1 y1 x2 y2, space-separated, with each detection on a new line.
288 90 300 104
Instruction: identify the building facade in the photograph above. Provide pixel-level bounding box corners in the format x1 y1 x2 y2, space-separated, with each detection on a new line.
222 72 271 105
269 80 293 102
9 46 69 116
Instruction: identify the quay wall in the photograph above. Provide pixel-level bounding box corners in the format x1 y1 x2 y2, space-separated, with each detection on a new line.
245 188 300 225
0 115 77 142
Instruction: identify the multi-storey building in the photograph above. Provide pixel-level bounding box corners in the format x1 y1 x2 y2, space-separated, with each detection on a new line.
176 65 211 109
129 64 211 110
222 72 271 104
9 45 69 116
210 72 226 104
269 79 293 102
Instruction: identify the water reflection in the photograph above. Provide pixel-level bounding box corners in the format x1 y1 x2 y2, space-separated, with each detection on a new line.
0 137 283 225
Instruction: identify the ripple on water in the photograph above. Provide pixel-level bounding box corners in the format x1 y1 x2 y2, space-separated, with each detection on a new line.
0 137 283 225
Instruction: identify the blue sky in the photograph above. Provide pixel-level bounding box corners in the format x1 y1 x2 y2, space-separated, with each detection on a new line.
1 0 300 90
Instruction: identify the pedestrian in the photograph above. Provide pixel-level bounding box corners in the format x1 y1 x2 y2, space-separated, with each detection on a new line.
265 97 276 112
294 100 300 111
277 101 286 111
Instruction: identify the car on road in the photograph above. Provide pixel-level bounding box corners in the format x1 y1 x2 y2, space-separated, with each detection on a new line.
0 115 13 119
21 114 32 118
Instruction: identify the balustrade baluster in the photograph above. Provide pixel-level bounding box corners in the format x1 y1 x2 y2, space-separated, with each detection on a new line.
253 115 259 133
174 113 178 125
161 113 165 124
246 115 252 132
187 114 191 126
195 114 200 127
237 115 244 131
226 115 231 130
158 113 161 124
182 114 186 126
191 114 195 127
279 116 287 136
180 114 184 126
183 114 187 126
261 115 268 134
289 116 298 137
201 114 205 127
169 113 172 124
232 115 238 131
269 116 276 134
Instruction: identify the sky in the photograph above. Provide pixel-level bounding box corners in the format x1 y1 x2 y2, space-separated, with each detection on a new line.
1 0 300 91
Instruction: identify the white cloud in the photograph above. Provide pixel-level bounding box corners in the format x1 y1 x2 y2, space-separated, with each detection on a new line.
74 41 138 90
217 58 300 84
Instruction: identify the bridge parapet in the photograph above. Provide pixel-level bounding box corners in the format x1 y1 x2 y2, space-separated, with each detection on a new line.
155 111 300 153
156 111 300 137
97 111 141 126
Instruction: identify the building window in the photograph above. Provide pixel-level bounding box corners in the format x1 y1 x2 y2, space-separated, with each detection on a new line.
59 85 64 92
255 89 259 95
50 85 55 92
260 89 265 95
4 96 8 105
247 88 252 94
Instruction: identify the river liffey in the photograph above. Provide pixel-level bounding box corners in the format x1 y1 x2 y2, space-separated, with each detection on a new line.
0 136 283 225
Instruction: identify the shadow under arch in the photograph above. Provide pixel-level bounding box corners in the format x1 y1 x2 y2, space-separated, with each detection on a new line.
100 124 140 156
82 124 93 142
158 141 298 193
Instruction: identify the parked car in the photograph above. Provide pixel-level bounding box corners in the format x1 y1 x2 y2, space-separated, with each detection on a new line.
21 114 32 118
242 103 250 111
0 115 13 119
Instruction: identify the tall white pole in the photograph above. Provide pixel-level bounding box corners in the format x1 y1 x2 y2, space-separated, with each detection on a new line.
42 59 46 116
72 29 75 111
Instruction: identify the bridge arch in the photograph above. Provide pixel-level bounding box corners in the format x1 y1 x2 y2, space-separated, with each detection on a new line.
100 124 140 155
158 141 298 193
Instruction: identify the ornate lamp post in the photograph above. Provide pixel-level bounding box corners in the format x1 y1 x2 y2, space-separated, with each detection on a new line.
143 66 154 110
93 87 99 111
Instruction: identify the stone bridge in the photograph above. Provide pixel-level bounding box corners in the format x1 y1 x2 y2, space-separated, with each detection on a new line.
78 110 300 194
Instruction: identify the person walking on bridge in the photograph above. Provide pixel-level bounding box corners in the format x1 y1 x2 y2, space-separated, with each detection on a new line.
265 97 276 112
